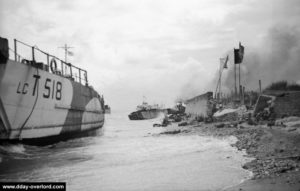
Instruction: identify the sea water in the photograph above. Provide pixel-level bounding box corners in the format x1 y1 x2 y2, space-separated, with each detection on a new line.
0 111 251 191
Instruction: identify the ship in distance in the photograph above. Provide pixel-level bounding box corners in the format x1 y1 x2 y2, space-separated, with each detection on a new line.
128 101 165 120
0 37 105 145
104 105 111 114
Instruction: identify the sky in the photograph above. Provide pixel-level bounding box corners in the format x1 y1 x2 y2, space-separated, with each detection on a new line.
0 0 300 112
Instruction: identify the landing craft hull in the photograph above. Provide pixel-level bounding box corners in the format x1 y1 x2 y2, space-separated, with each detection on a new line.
2 127 102 146
128 109 164 120
0 60 105 145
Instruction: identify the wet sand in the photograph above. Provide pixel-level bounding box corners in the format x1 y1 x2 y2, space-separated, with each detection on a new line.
161 122 300 190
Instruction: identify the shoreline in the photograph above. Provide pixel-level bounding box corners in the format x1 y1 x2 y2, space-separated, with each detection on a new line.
160 121 300 190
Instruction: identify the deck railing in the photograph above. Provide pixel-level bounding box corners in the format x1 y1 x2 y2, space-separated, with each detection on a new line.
13 39 88 86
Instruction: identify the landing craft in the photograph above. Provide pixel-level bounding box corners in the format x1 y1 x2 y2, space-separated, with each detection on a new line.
128 102 165 120
0 37 105 145
104 105 111 114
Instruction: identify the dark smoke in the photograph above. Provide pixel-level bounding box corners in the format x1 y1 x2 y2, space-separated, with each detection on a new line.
223 25 300 92
177 25 300 101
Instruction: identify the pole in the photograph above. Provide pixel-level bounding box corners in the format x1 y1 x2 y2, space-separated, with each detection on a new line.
250 91 253 106
59 44 73 63
259 80 262 94
239 85 242 103
61 61 64 75
14 39 17 61
32 46 35 62
46 54 49 71
85 71 88 85
239 63 241 98
215 58 224 100
64 44 67 63
219 59 222 100
234 49 237 99
79 69 81 84
242 86 245 105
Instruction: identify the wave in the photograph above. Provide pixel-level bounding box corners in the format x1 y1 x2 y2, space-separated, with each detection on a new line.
0 143 30 162
0 144 25 154
0 144 26 155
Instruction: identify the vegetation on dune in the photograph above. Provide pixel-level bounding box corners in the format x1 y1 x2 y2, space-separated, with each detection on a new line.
265 81 300 91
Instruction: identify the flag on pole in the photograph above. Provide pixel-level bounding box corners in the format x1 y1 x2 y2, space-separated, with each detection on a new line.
234 48 240 64
67 51 74 56
223 55 229 69
239 42 244 62
234 42 245 64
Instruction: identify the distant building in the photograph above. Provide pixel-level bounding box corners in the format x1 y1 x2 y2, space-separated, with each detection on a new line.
185 92 214 118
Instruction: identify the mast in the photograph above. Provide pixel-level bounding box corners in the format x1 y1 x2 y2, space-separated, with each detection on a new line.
214 56 228 101
59 44 73 76
59 44 73 63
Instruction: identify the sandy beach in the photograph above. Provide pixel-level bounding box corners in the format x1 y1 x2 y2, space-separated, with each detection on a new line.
161 121 300 191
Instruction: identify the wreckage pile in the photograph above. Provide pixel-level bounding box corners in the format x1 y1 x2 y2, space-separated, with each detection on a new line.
212 106 250 122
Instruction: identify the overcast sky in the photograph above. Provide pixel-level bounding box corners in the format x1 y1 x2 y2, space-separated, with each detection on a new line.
1 0 299 111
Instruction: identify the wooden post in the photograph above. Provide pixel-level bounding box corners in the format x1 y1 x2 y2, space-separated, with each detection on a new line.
239 85 242 103
242 86 245 105
14 39 17 61
46 54 49 66
61 61 64 75
238 64 240 96
250 91 253 106
85 71 88 86
70 65 73 79
32 47 35 62
79 69 81 84
259 80 262 94
234 61 237 98
219 58 222 101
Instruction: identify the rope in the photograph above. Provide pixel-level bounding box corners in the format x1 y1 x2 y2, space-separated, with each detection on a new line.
18 67 40 140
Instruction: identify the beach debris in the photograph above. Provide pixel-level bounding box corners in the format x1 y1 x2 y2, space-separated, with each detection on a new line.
215 123 225 128
160 130 181 135
287 128 297 132
153 115 171 127
159 128 190 135
166 102 186 115
275 116 300 127
162 116 171 127
213 106 248 122
178 122 188 126
168 114 183 122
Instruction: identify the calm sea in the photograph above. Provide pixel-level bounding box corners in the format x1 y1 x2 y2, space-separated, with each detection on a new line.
0 111 251 191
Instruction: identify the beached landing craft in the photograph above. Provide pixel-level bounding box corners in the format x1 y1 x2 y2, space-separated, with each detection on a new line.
128 102 165 120
0 37 105 145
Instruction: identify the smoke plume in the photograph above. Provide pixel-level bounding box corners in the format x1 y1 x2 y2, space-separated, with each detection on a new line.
223 25 300 92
